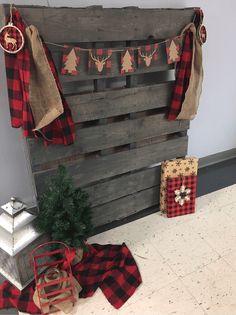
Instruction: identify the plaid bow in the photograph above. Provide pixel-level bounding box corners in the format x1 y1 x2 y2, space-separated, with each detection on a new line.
4 9 75 145
0 243 142 313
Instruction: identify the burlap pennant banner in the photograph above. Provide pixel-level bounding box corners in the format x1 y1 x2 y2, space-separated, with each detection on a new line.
166 37 182 64
88 48 112 75
138 43 158 69
120 48 136 74
61 46 80 76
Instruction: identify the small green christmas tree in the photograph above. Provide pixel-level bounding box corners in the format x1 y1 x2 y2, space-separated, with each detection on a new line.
34 165 93 249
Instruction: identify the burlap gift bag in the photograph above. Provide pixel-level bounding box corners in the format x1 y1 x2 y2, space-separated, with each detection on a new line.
160 157 198 213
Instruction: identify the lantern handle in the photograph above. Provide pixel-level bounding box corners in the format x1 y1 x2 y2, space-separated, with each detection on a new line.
31 240 71 256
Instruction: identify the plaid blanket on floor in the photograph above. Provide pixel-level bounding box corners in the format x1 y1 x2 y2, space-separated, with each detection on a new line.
0 243 142 313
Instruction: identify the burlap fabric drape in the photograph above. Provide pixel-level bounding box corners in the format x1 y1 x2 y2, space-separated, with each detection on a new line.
176 23 204 120
25 25 64 130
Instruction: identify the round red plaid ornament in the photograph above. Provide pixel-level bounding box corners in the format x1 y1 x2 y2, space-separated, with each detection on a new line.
0 22 24 54
198 24 207 45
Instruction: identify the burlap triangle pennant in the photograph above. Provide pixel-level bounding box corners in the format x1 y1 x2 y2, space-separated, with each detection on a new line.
61 46 80 76
166 37 182 64
138 43 158 69
120 48 136 74
88 48 112 75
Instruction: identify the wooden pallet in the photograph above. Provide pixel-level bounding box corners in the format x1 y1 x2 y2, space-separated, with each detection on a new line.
0 5 196 231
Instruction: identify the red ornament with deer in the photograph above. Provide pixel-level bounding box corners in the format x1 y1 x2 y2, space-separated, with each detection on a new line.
0 23 24 54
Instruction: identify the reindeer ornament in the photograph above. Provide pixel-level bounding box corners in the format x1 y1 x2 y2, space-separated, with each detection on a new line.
0 5 24 54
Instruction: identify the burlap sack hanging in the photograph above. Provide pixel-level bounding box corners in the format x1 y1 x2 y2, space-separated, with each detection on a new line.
176 23 203 120
25 25 64 130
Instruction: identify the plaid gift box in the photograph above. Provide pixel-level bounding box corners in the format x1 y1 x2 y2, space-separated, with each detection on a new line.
138 43 158 68
88 48 112 75
61 46 80 76
160 157 198 213
166 175 197 218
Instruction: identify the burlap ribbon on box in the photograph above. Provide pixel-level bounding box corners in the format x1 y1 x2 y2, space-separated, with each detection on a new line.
176 23 203 120
25 25 64 130
33 267 82 314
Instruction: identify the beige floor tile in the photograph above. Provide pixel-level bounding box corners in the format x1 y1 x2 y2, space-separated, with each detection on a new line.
130 279 206 315
182 258 236 315
127 240 178 299
196 185 236 211
223 250 236 272
222 201 236 221
150 223 220 277
73 289 133 315
188 209 236 256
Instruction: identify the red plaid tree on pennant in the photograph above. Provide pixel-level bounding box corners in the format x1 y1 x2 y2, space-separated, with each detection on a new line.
121 48 135 74
88 48 112 75
166 37 182 64
166 175 197 218
61 46 80 76
138 43 158 68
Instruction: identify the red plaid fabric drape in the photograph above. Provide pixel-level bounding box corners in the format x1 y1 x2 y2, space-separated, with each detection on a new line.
4 9 75 145
0 243 142 313
166 29 193 120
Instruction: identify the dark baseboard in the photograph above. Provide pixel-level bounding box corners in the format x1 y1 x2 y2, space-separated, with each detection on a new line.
93 151 236 236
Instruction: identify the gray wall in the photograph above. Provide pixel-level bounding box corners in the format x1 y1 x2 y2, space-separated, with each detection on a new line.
1 0 236 206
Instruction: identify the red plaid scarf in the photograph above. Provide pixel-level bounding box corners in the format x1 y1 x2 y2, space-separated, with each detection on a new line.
4 9 75 145
0 243 142 313
167 29 193 120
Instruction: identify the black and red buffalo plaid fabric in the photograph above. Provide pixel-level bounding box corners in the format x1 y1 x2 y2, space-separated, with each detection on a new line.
166 28 193 120
166 175 197 218
138 43 158 68
88 48 112 75
4 9 75 145
0 243 142 313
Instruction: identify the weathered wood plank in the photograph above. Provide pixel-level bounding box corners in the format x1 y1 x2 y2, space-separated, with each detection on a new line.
68 82 174 122
2 5 196 42
91 185 160 227
34 136 188 191
85 166 161 207
29 114 189 170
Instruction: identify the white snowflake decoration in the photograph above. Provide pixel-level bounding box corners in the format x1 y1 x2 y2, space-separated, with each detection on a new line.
174 185 191 206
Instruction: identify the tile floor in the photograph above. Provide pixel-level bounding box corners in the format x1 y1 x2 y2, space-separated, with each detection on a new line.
19 185 236 315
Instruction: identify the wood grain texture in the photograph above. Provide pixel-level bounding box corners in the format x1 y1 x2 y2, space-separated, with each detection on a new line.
29 114 189 171
68 82 174 122
91 185 160 227
34 135 188 192
2 5 196 42
85 166 161 207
